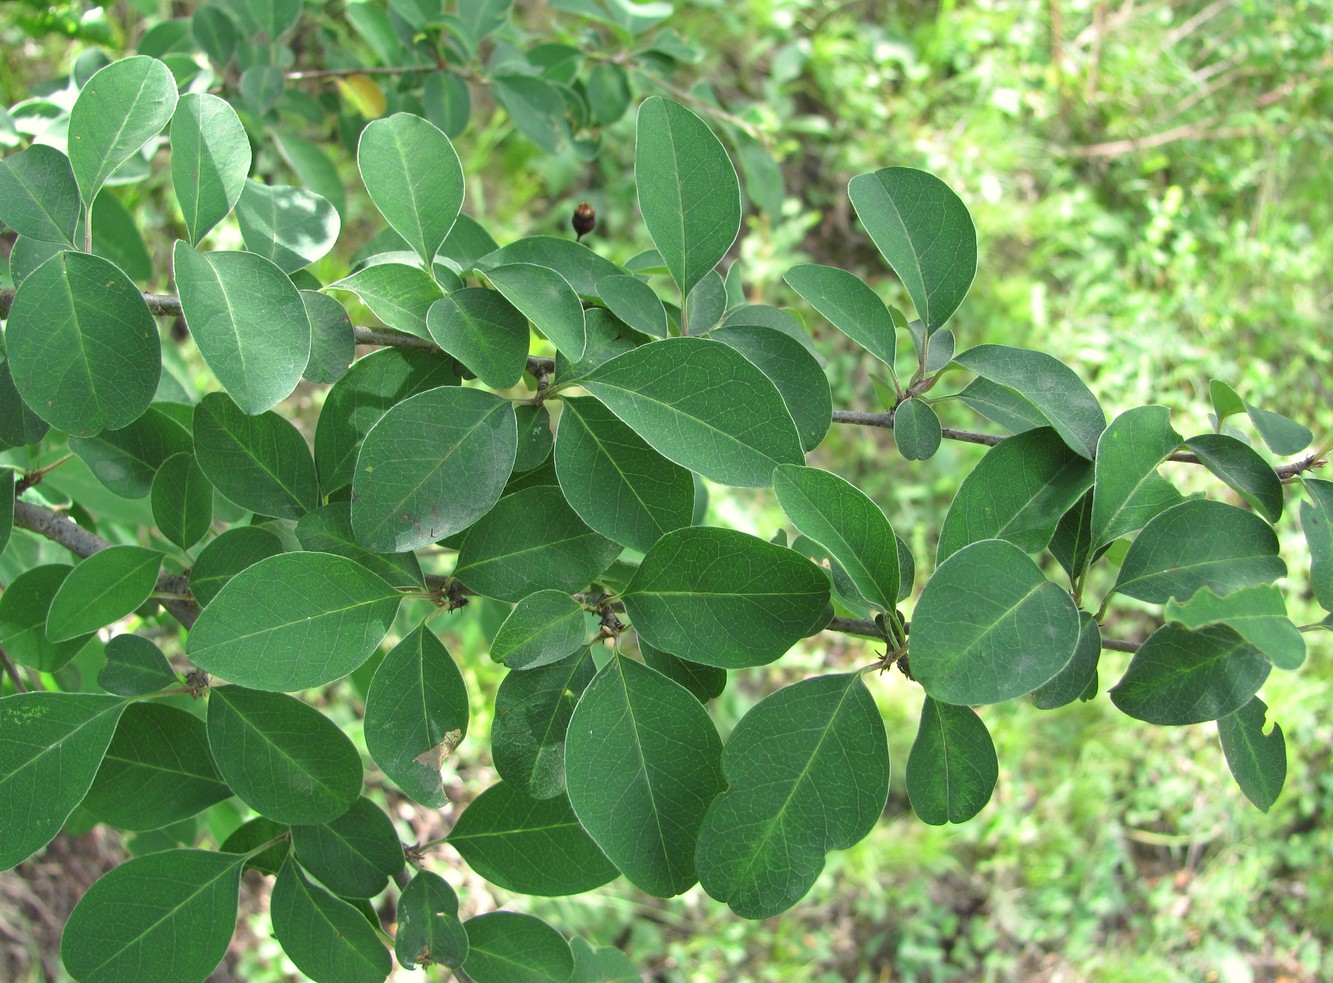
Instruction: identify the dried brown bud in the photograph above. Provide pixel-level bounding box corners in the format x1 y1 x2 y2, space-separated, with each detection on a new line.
572 201 596 240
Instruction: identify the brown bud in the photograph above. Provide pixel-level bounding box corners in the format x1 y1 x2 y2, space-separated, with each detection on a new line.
572 201 596 241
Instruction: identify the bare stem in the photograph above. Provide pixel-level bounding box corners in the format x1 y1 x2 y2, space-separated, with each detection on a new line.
0 643 27 693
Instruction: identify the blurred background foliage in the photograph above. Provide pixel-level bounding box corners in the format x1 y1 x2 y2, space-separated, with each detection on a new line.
2 0 1331 979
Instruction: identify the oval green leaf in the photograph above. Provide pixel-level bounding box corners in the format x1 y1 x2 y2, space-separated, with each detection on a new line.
1109 624 1270 725
953 345 1106 460
357 112 463 266
623 526 830 669
566 655 725 897
193 392 318 519
0 692 126 870
1165 584 1305 671
396 871 468 970
328 262 443 339
69 56 178 206
364 624 469 807
0 144 80 246
492 648 597 800
173 242 310 413
1090 405 1185 549
847 166 976 334
68 406 192 499
463 911 573 983
1112 500 1285 603
635 96 740 301
235 181 340 273
783 264 897 368
1185 432 1284 523
491 590 587 670
188 525 284 607
1217 696 1286 812
696 673 889 918
271 857 392 983
910 538 1081 705
46 545 161 642
773 464 898 614
449 782 618 895
937 427 1094 563
905 696 997 825
486 262 586 359
5 251 160 437
597 274 668 338
554 395 695 553
206 686 362 824
152 452 213 550
351 386 517 552
188 552 400 691
97 633 178 696
710 323 832 452
170 92 251 244
425 287 530 388
581 337 803 487
291 796 405 898
0 565 93 671
61 849 244 983
82 702 230 830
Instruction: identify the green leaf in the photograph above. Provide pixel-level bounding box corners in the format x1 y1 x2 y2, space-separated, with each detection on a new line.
274 128 346 215
514 403 554 472
206 686 362 824
847 166 976 334
192 7 239 73
357 112 463 267
5 251 160 437
152 452 213 550
46 545 161 642
893 397 942 461
492 590 588 669
0 144 80 245
314 347 459 492
296 503 425 589
635 96 741 301
327 262 442 340
235 181 340 273
271 858 392 983
773 464 898 614
68 407 192 499
492 648 597 800
0 565 93 671
301 290 355 384
906 697 997 825
396 870 469 970
97 633 178 696
449 782 618 895
69 56 178 207
174 242 310 414
423 69 471 138
61 849 244 983
1245 401 1312 455
193 392 318 519
581 337 803 487
1184 433 1284 523
89 189 153 283
350 386 517 552
959 376 1052 436
188 525 284 607
425 287 530 388
0 356 50 447
486 263 586 359
597 274 668 338
554 395 694 553
170 92 251 244
82 702 230 830
364 624 469 807
1111 500 1285 604
1109 624 1269 725
0 692 126 870
639 641 726 703
188 552 400 691
464 911 574 983
220 816 289 876
240 64 284 116
953 345 1106 459
1303 478 1333 611
566 655 725 896
1165 584 1305 671
1031 611 1102 709
623 526 831 669
455 485 621 601
910 539 1081 704
292 796 405 898
696 673 889 918
1209 379 1245 422
1090 405 1184 549
1217 696 1285 812
476 236 622 296
491 74 569 153
685 271 727 333
783 264 896 368
937 428 1093 563
710 323 832 452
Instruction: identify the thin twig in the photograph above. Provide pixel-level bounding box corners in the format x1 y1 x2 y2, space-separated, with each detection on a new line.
0 643 27 693
831 408 1004 447
285 65 435 80
12 500 200 628
1100 638 1139 654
